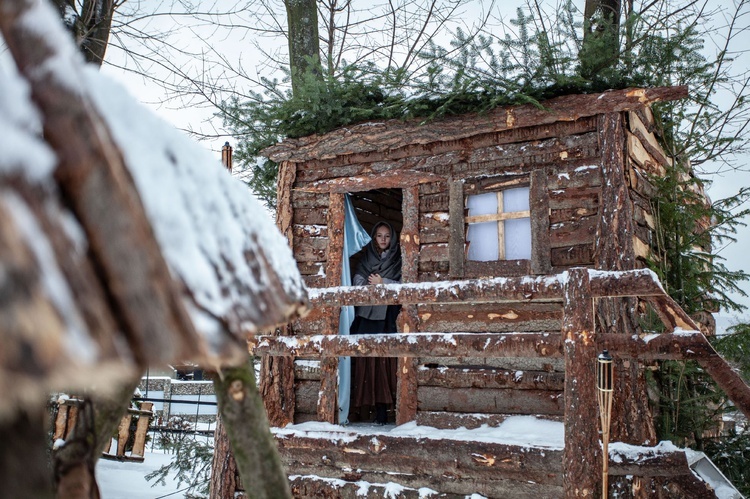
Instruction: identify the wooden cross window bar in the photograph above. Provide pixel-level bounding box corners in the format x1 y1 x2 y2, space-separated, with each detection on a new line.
465 190 531 261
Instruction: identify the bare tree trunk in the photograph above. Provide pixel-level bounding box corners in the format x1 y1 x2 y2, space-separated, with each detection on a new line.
581 0 622 78
49 0 116 66
284 0 322 95
0 406 55 499
209 415 243 499
211 359 291 499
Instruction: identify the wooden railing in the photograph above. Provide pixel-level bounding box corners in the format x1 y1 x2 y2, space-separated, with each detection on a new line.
251 267 750 497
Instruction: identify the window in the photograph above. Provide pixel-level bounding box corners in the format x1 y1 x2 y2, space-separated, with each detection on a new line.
449 170 550 278
466 187 532 261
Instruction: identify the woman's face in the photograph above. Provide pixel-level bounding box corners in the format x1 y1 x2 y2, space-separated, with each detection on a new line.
375 225 391 251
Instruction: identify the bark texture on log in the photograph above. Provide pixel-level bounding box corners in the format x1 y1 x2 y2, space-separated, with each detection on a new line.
397 186 420 424
562 268 600 497
209 415 241 499
530 169 552 274
264 87 688 163
595 112 657 452
250 332 563 359
212 361 291 499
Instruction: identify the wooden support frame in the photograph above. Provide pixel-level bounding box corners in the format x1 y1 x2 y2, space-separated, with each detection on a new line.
448 179 465 278
562 268 600 497
319 192 345 423
529 169 552 274
397 186 420 424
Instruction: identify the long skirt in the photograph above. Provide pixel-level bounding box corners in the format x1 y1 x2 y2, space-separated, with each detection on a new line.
350 306 399 414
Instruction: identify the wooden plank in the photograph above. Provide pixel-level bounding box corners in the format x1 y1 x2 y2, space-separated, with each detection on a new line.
562 268 600 497
292 207 328 225
278 118 598 177
549 206 599 224
416 302 561 333
418 367 565 390
276 161 296 247
549 216 598 248
546 163 602 190
294 237 328 262
274 431 564 486
418 386 563 415
54 406 69 441
464 259 531 278
530 169 552 274
249 332 563 359
420 242 449 263
628 110 672 168
287 464 564 498
420 192 450 212
548 185 600 211
448 180 465 278
116 413 132 457
294 380 319 414
292 224 328 238
550 244 594 267
130 402 152 457
297 170 440 193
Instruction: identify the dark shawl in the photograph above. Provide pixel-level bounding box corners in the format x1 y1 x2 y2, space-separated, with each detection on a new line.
353 222 401 321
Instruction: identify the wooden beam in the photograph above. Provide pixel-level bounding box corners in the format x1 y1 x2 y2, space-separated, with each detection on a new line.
596 112 636 269
418 386 563 415
530 169 552 274
249 332 563 358
263 87 689 163
600 331 750 420
448 180 465 278
309 275 565 307
398 186 420 425
274 431 564 486
562 268 600 497
318 192 345 424
307 269 667 309
297 171 440 193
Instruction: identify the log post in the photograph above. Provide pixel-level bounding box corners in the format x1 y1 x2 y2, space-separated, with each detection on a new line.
318 192 345 423
595 112 656 451
397 186 420 424
562 268 600 497
448 179 465 278
530 169 552 274
261 160 297 426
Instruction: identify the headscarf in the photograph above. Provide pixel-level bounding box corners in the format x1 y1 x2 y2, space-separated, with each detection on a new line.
353 222 401 321
354 222 401 282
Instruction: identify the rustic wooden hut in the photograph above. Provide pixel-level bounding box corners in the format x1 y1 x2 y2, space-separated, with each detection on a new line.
255 87 750 497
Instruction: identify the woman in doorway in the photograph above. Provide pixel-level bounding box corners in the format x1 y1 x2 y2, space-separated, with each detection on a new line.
350 221 401 425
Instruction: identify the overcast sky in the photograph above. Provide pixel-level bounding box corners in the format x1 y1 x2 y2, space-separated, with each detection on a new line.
100 0 750 325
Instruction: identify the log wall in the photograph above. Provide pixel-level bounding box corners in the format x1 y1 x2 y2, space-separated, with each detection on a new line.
279 100 675 427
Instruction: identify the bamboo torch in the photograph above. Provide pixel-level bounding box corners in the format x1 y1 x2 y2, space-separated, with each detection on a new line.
597 349 614 498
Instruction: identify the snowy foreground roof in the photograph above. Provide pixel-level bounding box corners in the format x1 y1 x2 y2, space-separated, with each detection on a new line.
0 0 307 419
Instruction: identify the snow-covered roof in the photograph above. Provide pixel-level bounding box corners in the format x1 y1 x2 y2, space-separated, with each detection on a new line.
0 0 307 419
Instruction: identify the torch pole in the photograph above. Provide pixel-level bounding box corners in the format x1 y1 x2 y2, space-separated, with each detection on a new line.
597 350 614 498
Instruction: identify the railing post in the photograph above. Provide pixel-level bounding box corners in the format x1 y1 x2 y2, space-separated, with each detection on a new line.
397 186 420 425
318 192 345 423
562 268 601 497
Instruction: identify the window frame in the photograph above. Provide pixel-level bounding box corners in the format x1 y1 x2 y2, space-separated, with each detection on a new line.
449 169 551 278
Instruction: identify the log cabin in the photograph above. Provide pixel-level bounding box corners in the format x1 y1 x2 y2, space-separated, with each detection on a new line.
255 87 750 497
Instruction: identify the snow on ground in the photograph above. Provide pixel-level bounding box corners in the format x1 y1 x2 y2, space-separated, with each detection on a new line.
97 451 191 499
